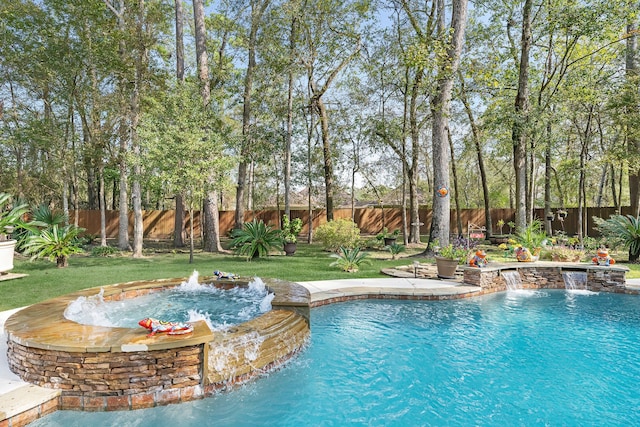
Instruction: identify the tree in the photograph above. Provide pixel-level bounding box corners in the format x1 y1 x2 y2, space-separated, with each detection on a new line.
234 0 272 230
139 83 233 263
428 0 468 247
298 0 368 222
173 0 186 248
193 0 224 252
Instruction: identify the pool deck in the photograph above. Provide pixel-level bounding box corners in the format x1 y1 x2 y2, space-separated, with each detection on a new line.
2 276 639 425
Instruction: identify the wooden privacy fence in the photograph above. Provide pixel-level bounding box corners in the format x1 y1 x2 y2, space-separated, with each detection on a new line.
73 206 629 240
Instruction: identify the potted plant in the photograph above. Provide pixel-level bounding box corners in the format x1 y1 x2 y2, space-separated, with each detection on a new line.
377 227 400 246
431 239 469 279
280 214 303 256
0 193 33 274
549 246 584 262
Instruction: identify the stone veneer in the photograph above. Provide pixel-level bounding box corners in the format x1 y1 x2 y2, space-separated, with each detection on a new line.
4 277 310 413
463 261 632 294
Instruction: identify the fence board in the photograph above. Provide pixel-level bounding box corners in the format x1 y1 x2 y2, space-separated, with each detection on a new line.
72 207 622 240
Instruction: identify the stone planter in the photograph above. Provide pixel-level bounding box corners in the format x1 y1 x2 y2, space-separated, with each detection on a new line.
283 242 297 256
383 237 397 246
435 255 458 279
0 239 17 274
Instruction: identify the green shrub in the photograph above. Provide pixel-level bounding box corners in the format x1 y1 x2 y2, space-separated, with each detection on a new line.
91 245 120 257
329 246 370 272
385 242 406 259
314 219 361 251
280 214 303 243
230 219 283 260
593 214 640 261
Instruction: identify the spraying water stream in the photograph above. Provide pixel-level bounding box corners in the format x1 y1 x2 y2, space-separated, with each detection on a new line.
64 271 274 331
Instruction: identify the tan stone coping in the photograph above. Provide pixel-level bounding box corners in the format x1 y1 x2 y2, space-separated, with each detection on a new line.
4 276 310 354
460 260 630 273
0 384 60 421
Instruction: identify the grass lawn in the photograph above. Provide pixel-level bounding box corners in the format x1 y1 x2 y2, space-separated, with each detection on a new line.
0 242 428 311
2 241 638 311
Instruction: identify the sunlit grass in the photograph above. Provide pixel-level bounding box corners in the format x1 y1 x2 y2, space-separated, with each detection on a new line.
2 240 639 311
0 242 429 311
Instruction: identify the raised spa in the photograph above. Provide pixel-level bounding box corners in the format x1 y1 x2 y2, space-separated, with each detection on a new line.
4 275 310 411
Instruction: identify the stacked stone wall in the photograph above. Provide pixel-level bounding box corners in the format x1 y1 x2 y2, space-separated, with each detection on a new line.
6 342 203 411
463 263 630 293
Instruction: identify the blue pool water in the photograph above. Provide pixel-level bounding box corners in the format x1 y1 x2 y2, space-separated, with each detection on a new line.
33 290 640 426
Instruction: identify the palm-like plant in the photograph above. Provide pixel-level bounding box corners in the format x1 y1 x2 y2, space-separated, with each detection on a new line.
0 193 34 241
329 246 371 272
230 219 283 260
23 224 85 268
514 218 549 251
385 242 406 260
31 204 67 227
593 214 640 262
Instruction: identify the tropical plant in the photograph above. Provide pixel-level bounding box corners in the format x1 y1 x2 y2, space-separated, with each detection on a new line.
386 242 406 259
314 219 361 251
230 219 283 260
280 215 303 243
22 224 85 268
329 246 371 273
0 193 35 241
13 204 66 250
514 219 549 250
31 204 67 227
593 214 640 262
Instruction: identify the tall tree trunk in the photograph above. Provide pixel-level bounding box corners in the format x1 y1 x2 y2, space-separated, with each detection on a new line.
173 0 185 248
459 74 492 238
626 20 640 216
544 122 553 236
408 68 422 244
306 39 361 222
512 0 533 233
448 129 463 236
426 0 468 249
193 0 222 252
130 0 149 258
235 0 270 230
284 15 297 219
104 0 131 251
314 95 334 221
175 0 184 82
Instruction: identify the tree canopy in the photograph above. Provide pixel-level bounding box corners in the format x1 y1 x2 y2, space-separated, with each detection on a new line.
1 0 638 248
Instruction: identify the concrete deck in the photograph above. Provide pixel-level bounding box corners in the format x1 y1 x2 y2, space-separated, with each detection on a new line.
1 276 638 424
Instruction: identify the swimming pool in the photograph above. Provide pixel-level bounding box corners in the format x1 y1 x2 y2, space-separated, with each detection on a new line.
30 290 640 426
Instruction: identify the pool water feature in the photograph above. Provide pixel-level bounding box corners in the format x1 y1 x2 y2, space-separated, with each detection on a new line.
30 291 640 426
502 270 523 290
64 271 274 330
562 270 588 290
4 275 310 412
